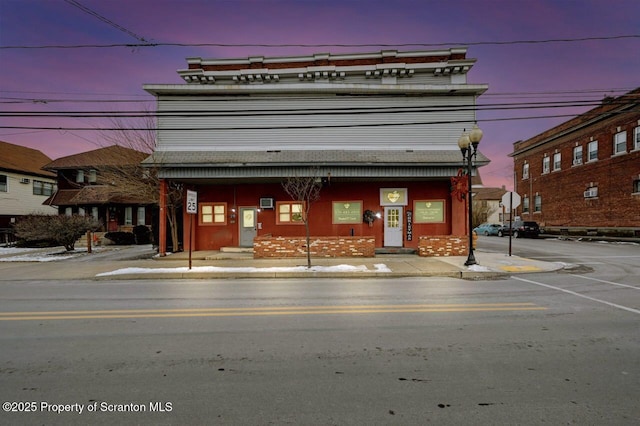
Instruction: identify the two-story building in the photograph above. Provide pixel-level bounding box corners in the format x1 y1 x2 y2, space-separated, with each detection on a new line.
142 48 489 256
0 141 58 242
43 145 155 233
510 88 640 237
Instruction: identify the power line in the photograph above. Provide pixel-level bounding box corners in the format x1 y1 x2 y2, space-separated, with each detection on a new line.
2 34 638 50
63 0 149 43
1 97 636 118
2 109 637 132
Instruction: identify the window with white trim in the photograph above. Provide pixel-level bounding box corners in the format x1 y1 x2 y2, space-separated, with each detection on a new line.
553 152 561 171
522 163 529 179
534 194 542 212
76 170 84 183
584 186 598 198
613 131 627 155
124 207 133 225
91 207 99 220
522 195 529 213
587 140 598 162
277 201 304 224
0 175 7 192
634 127 640 150
573 145 583 165
137 207 146 226
33 180 54 196
542 156 550 174
199 203 227 226
633 179 640 194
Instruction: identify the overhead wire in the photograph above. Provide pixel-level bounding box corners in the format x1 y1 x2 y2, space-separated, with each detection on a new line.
2 34 639 50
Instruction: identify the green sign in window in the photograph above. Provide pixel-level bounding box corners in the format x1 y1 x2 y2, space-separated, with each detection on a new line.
414 200 445 223
332 201 362 224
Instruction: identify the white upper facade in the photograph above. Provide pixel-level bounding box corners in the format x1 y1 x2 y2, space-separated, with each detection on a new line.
144 48 488 153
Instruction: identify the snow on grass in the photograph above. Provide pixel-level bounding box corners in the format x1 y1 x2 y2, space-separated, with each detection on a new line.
0 246 106 262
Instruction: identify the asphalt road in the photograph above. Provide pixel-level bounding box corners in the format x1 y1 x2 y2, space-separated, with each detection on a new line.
0 238 638 425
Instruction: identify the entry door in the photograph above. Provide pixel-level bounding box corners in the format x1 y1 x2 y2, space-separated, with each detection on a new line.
384 206 403 247
239 207 257 247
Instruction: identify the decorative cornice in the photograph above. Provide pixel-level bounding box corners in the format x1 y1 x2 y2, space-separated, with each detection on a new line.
177 48 476 85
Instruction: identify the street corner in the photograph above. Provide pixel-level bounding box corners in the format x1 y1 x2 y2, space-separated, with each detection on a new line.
492 255 563 274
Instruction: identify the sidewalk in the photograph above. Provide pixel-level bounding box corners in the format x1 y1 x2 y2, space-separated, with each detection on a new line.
0 244 566 281
93 248 565 280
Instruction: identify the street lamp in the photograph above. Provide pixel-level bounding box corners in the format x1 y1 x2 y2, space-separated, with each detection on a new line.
458 124 483 266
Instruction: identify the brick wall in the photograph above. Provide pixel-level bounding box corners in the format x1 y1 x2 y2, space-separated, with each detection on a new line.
513 108 640 228
418 235 469 257
254 235 375 258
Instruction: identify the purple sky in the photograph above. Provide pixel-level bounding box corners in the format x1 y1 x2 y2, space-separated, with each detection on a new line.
1 0 638 189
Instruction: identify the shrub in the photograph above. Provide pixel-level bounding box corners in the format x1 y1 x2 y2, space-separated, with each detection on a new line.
13 214 101 251
132 225 151 245
104 231 136 245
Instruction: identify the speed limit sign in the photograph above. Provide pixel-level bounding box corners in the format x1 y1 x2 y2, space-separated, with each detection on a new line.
186 190 197 214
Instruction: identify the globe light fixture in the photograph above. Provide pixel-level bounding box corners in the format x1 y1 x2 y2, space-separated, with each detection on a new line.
459 124 483 266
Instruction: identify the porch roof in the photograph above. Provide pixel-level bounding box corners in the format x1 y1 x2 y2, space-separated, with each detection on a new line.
143 149 489 181
44 186 147 206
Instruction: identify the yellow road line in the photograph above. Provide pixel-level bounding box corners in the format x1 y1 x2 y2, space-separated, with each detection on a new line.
0 303 546 321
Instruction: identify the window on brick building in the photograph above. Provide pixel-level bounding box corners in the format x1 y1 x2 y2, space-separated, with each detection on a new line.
587 141 598 162
277 201 304 224
542 156 550 174
573 146 583 165
522 163 529 179
584 186 598 198
634 127 640 150
553 152 561 171
200 203 227 225
613 131 627 155
534 194 542 212
522 195 529 213
633 179 640 194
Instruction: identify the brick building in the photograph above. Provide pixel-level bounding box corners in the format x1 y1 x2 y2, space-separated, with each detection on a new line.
510 88 640 236
43 146 155 233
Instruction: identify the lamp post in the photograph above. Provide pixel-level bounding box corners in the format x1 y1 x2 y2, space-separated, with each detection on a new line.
458 124 483 266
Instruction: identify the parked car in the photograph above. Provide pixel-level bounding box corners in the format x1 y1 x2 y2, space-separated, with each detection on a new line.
473 223 502 236
498 220 541 238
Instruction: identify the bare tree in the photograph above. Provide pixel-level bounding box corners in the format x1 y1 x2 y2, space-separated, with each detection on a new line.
472 199 497 228
98 115 183 252
281 172 323 268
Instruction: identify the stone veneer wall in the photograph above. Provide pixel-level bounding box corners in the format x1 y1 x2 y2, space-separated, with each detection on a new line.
254 235 375 258
418 235 472 257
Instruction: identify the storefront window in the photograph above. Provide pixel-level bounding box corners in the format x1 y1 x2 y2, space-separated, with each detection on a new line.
200 203 227 225
277 202 304 224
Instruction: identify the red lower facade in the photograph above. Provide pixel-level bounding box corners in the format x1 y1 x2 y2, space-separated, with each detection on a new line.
178 180 467 252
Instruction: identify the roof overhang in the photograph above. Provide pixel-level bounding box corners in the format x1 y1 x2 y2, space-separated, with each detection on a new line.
143 149 489 183
143 82 488 97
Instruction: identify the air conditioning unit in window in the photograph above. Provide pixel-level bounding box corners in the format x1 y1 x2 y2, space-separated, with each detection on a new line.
20 178 30 184
259 197 274 209
584 188 598 198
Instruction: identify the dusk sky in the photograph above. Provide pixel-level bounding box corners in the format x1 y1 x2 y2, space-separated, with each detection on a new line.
1 0 638 189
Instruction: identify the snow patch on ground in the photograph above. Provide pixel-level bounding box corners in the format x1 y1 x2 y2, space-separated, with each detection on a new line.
97 263 392 277
467 264 492 272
